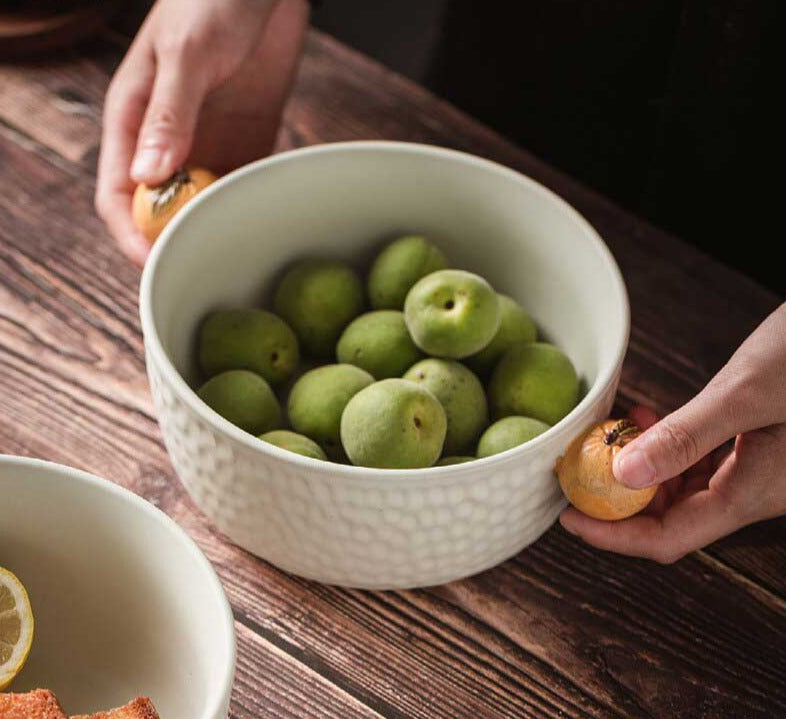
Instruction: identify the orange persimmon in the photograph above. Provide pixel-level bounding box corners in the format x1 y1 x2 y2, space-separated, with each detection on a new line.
132 166 217 244
555 419 657 520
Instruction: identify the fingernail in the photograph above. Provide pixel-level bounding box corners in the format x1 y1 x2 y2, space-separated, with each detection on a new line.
131 147 164 180
614 448 656 488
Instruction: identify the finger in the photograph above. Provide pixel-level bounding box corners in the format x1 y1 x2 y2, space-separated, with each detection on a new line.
681 442 737 496
613 388 748 490
130 52 211 185
100 191 151 268
615 306 786 491
560 461 744 563
724 424 786 521
627 405 667 514
95 43 155 266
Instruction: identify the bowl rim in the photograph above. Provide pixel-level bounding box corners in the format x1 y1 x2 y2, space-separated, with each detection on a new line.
139 140 630 479
0 453 237 718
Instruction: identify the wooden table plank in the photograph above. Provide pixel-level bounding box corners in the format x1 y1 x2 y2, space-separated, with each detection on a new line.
2 128 785 718
1 18 785 719
232 623 384 719
0 61 103 164
700 521 786 602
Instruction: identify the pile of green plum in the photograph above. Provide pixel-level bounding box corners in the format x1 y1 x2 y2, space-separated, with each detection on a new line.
194 235 579 468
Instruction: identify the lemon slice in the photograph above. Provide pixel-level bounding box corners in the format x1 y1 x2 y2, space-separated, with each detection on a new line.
0 567 34 690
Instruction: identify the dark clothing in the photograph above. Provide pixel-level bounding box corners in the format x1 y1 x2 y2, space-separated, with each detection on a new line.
426 1 782 293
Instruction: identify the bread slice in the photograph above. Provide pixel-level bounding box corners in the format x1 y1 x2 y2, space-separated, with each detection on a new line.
0 689 68 719
70 697 159 719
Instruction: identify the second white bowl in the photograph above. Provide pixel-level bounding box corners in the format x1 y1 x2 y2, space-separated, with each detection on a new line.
0 455 235 718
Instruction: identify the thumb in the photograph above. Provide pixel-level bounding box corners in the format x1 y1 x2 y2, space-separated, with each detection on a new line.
130 56 210 186
613 386 742 489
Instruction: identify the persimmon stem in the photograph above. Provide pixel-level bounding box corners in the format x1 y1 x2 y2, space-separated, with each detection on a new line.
150 167 190 217
603 419 639 446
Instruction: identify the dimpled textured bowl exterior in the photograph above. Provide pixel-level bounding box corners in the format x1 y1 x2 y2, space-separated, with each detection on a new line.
141 142 630 589
148 351 618 588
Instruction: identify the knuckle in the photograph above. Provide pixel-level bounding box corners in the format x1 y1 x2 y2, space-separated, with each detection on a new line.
144 105 181 139
104 73 149 126
709 366 759 422
156 37 182 62
655 418 701 470
157 31 205 64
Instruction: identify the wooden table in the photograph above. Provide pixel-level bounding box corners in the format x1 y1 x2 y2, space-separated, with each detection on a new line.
1 10 784 719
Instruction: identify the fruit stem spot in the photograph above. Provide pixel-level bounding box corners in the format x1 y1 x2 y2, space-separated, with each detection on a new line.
413 416 422 429
604 419 639 446
444 300 455 310
150 168 191 217
271 351 279 362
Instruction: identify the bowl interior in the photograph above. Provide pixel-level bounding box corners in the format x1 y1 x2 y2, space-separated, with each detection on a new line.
0 458 234 718
146 142 628 444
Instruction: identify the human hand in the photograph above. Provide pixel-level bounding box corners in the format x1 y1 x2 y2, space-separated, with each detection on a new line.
560 302 786 563
95 0 309 266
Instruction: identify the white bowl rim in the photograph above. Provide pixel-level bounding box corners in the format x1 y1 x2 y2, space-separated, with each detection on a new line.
0 453 237 718
139 140 630 479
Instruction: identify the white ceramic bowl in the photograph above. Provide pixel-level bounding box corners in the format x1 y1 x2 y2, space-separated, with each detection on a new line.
0 455 235 718
140 141 629 590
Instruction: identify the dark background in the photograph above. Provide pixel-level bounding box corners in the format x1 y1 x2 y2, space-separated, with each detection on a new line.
6 0 779 293
313 0 781 294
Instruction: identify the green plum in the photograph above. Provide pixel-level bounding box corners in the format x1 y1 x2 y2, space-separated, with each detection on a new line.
197 369 281 435
435 456 475 466
404 269 500 358
287 364 374 457
465 295 537 376
336 310 423 379
198 308 299 386
340 378 447 468
403 358 488 455
367 235 448 309
488 342 579 425
259 429 328 461
476 416 551 458
273 259 365 359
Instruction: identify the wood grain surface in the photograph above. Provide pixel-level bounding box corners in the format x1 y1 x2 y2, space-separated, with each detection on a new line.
0 10 784 719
